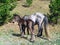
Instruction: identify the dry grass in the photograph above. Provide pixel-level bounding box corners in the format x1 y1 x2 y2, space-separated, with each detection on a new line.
0 0 60 45
11 0 50 17
0 23 60 45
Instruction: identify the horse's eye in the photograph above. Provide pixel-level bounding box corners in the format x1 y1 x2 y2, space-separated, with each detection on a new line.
14 17 16 19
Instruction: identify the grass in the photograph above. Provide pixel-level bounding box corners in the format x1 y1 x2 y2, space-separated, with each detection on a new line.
0 23 60 45
11 0 50 16
0 0 60 45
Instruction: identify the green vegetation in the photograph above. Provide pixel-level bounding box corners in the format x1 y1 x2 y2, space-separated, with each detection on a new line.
0 24 60 45
0 0 17 25
49 0 60 24
0 0 60 45
26 0 33 7
0 0 60 25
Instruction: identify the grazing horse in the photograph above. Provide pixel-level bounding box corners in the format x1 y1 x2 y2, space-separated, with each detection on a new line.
11 13 49 42
11 14 29 36
22 12 49 42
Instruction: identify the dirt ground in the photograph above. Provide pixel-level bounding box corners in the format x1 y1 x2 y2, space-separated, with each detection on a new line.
0 0 60 45
0 23 60 45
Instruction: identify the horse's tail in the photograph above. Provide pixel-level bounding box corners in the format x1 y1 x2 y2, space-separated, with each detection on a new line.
44 16 49 37
44 16 48 26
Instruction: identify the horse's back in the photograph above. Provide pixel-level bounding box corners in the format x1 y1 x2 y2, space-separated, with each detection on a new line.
23 15 29 21
23 12 46 23
34 12 45 19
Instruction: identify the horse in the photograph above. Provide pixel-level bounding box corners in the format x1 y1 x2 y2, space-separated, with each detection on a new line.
11 14 29 37
11 13 50 42
21 12 50 42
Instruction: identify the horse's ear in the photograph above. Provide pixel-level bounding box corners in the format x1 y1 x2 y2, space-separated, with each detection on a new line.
13 13 17 16
44 14 47 16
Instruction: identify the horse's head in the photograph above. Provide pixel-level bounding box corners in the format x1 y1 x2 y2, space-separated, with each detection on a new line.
11 14 21 23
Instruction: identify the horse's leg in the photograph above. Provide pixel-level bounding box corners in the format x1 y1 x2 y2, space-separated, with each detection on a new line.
27 26 29 35
37 23 43 37
22 24 26 35
19 23 25 37
28 21 35 42
19 23 22 35
36 17 44 37
27 22 29 35
23 25 25 35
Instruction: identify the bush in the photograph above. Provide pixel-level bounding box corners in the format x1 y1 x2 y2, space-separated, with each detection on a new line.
0 0 17 25
49 0 60 24
26 0 33 7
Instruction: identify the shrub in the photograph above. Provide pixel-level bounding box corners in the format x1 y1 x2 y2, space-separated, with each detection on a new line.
49 0 60 24
26 0 33 7
0 0 17 25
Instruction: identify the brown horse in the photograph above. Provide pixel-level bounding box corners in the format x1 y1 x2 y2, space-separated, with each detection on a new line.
11 14 29 37
11 14 35 42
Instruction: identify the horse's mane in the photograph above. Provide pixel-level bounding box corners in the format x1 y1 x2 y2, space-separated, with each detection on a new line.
23 15 29 18
13 14 22 19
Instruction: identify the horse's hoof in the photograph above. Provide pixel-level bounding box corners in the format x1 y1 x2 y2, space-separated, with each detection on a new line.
21 36 24 38
47 38 51 41
20 35 24 38
30 38 35 42
37 34 42 37
30 40 34 42
30 39 35 42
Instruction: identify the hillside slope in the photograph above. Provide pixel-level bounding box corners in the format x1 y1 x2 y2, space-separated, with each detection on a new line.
11 0 50 16
1 0 60 45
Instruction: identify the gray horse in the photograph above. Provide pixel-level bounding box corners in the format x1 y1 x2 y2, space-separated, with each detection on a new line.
22 12 49 42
